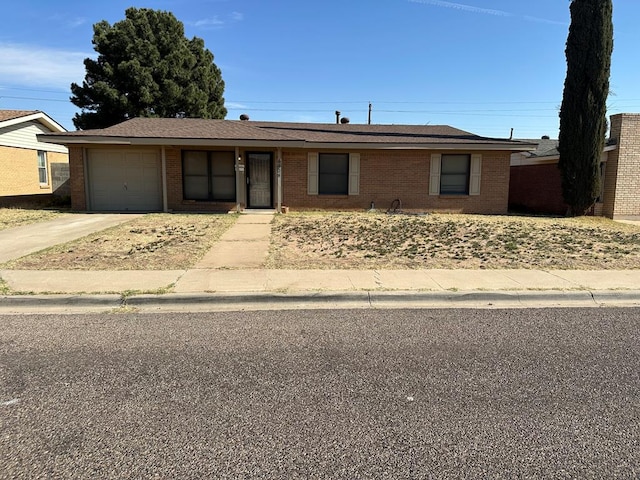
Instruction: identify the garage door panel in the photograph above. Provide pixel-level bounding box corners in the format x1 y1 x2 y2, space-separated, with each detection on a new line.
88 149 162 211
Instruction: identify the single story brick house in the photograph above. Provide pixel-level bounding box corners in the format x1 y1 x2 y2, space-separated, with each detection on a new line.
0 110 69 202
39 118 535 214
510 113 640 219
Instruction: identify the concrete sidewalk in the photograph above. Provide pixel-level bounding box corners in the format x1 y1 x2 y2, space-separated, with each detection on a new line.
3 267 640 295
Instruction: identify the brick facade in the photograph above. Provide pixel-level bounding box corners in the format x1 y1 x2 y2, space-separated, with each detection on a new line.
510 114 640 219
606 114 640 218
509 162 568 215
283 149 511 214
0 146 68 196
70 145 513 214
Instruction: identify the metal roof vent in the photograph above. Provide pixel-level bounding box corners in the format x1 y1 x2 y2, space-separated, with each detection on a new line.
340 117 350 124
239 114 250 121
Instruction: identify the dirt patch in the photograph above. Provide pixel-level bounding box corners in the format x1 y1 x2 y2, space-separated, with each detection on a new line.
0 208 62 231
266 212 640 270
3 213 237 270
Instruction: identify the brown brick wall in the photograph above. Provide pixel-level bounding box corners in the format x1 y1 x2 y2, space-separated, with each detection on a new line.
509 162 568 215
0 146 68 196
70 145 513 214
68 146 86 211
607 114 640 218
282 149 511 214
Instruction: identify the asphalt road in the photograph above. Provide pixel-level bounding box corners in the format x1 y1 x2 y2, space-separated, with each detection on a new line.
1 308 638 479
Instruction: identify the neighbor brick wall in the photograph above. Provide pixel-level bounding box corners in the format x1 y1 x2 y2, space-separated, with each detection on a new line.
282 149 511 214
509 162 568 215
606 114 640 218
0 146 68 196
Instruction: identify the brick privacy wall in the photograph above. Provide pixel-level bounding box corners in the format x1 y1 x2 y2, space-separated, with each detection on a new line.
509 163 568 215
68 146 86 210
49 152 70 196
0 145 63 196
607 114 640 217
282 150 511 214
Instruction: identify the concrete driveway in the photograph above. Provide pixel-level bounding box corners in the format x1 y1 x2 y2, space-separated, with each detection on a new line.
0 213 142 263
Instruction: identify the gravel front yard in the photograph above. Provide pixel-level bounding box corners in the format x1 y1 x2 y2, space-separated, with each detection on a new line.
266 212 640 270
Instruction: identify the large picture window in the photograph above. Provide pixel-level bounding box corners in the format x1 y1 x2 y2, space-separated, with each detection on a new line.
318 153 349 195
440 154 470 195
183 151 235 201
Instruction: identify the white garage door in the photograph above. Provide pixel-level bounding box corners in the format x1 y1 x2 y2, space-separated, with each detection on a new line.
88 149 162 211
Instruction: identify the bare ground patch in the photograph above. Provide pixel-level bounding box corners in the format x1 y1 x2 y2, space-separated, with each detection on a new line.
3 213 238 270
266 213 640 270
0 208 63 231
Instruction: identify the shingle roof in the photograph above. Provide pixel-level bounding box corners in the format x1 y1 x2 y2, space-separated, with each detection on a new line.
516 138 559 157
41 117 535 149
0 110 39 122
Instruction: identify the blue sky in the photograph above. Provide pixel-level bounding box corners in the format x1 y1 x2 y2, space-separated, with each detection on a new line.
1 0 638 138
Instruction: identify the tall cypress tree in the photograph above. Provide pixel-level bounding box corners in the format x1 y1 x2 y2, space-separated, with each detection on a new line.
558 0 613 216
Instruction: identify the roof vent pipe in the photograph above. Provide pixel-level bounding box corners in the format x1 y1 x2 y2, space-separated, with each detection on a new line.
335 111 341 124
239 114 250 121
340 117 350 124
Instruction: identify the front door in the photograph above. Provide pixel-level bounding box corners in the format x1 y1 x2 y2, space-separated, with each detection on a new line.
247 152 272 208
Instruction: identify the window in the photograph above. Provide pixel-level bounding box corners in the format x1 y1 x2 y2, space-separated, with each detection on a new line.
308 152 360 196
319 153 349 195
429 153 481 196
440 154 470 195
183 151 235 201
37 150 48 185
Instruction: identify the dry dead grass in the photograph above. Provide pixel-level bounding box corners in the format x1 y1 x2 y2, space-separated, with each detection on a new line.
3 213 237 270
266 212 640 270
0 208 62 231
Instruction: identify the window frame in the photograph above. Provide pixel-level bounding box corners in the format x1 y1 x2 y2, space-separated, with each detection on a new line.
182 150 236 202
318 152 349 196
439 154 471 196
37 150 48 185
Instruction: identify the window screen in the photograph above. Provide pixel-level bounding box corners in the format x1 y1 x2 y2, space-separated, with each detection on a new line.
440 154 470 195
318 153 349 195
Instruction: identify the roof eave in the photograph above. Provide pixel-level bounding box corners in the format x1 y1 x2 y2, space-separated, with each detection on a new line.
37 135 304 148
301 142 538 151
2 112 67 133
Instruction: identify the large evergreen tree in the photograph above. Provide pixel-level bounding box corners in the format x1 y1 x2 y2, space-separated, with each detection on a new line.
70 7 226 130
558 0 613 216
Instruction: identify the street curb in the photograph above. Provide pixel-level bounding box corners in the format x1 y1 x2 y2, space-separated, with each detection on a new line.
2 290 640 314
0 294 122 312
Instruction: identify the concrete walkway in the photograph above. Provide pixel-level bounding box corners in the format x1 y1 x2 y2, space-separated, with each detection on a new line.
193 213 273 269
0 213 142 263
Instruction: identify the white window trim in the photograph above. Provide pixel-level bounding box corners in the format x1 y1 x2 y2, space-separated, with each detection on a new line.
308 152 360 196
37 150 48 185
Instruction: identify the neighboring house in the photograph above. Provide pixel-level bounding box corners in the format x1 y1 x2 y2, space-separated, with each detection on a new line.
0 110 70 200
39 118 535 214
510 113 640 219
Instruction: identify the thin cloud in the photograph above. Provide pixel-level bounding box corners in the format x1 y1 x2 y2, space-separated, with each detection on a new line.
408 0 565 26
0 43 88 90
192 17 225 27
49 14 88 28
189 11 244 29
